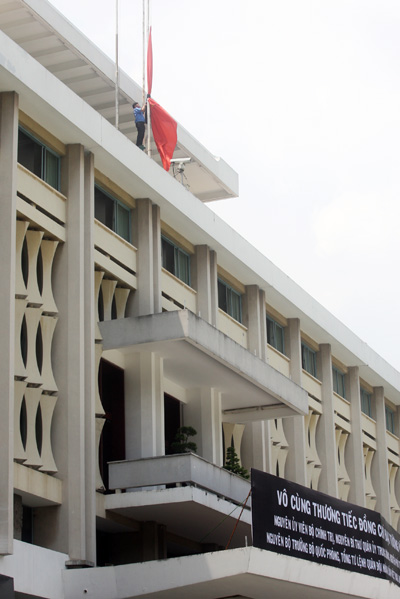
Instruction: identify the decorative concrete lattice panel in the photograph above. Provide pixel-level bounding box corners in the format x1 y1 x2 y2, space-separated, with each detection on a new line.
14 220 59 475
15 220 28 298
95 418 106 491
14 380 27 462
222 422 245 466
270 418 289 479
388 461 400 531
305 409 321 490
94 269 132 490
335 427 350 501
14 298 27 379
363 445 376 510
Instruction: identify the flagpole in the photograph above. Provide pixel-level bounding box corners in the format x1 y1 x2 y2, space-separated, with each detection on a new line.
142 0 146 108
146 0 152 157
115 0 119 130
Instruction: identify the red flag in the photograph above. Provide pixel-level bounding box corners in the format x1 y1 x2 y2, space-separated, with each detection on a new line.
147 27 153 97
148 98 177 171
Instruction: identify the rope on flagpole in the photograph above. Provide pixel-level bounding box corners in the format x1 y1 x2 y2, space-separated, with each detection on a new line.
142 0 146 108
115 0 119 130
146 0 152 158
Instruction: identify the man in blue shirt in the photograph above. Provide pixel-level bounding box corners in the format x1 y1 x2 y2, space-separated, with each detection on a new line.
132 102 146 149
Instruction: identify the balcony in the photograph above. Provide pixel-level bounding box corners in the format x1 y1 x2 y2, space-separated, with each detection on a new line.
109 452 250 504
105 453 251 549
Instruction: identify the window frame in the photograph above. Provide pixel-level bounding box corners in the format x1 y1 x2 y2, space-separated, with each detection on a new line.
266 315 285 355
385 404 396 435
332 365 346 399
217 278 242 323
94 184 131 243
161 235 191 286
18 126 61 190
301 341 317 378
360 387 372 417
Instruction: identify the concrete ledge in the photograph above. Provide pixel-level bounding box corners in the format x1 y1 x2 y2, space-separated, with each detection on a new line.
100 310 308 420
109 453 251 507
0 540 67 599
62 546 400 599
14 463 62 507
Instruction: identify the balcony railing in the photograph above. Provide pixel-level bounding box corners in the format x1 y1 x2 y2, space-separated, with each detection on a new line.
94 219 137 288
161 268 197 312
108 452 251 508
267 344 290 377
302 370 322 401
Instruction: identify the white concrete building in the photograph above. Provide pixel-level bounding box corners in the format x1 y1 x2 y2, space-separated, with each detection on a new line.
0 1 399 597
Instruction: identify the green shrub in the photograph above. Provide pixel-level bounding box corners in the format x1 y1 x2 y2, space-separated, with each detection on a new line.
170 426 197 454
224 446 249 479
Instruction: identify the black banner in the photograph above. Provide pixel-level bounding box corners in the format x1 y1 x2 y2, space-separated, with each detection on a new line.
251 469 400 587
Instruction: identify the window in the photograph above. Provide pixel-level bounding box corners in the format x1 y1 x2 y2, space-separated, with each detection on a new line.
218 278 242 323
266 315 285 354
332 366 346 398
385 405 396 435
301 342 317 377
95 185 131 242
360 387 372 417
161 236 191 285
18 127 60 190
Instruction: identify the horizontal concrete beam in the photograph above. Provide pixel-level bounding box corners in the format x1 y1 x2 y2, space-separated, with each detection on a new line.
62 546 399 599
100 310 308 419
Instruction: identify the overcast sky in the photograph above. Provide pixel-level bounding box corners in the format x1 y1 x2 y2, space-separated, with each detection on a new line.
48 0 400 371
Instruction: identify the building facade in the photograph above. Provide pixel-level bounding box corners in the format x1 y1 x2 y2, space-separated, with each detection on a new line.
0 1 399 597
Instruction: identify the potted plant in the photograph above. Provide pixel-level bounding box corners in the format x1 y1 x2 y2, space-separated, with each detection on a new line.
224 446 249 479
170 426 197 454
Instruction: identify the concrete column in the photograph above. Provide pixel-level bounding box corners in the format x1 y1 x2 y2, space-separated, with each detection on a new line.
0 92 18 556
346 366 365 507
263 421 273 474
372 387 391 521
258 289 267 361
185 388 223 466
154 353 165 457
209 250 218 327
49 144 93 564
317 344 338 497
287 318 302 385
152 204 162 314
283 318 307 485
242 421 268 472
395 407 400 523
243 285 262 358
83 151 96 565
193 245 212 323
133 199 154 316
141 522 166 562
125 352 164 459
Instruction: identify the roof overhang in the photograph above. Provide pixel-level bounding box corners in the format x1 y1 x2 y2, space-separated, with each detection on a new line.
62 546 399 599
99 310 308 421
0 0 238 202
